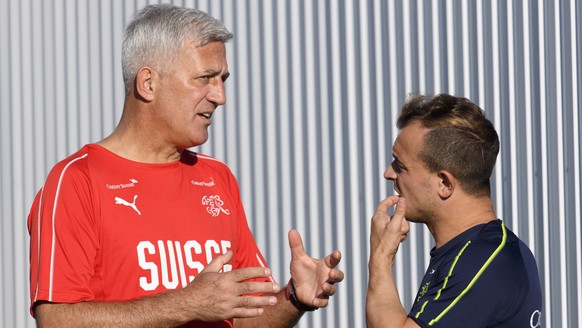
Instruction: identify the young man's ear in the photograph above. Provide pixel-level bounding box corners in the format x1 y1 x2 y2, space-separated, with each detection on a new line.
134 67 156 101
437 170 455 199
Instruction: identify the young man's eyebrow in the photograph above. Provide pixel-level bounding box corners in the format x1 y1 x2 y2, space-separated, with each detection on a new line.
392 153 401 163
392 154 406 167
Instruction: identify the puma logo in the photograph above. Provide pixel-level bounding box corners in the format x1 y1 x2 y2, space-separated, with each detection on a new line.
115 195 141 215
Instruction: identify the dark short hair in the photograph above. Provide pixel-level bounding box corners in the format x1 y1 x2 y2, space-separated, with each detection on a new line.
397 94 500 197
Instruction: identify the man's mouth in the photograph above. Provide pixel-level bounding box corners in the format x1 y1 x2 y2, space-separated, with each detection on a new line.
393 183 401 195
200 113 213 119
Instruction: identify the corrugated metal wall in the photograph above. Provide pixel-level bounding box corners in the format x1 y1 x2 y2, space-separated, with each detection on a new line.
1 0 580 327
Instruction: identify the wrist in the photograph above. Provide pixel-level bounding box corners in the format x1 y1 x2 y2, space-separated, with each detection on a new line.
285 279 318 312
369 249 396 267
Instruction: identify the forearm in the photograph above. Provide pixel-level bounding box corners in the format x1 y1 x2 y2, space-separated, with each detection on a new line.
234 289 302 328
35 289 192 328
366 251 409 328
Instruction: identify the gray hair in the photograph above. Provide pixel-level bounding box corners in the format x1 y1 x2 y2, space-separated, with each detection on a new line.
121 4 233 94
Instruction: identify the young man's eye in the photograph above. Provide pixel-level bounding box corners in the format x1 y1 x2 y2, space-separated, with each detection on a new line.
391 160 403 174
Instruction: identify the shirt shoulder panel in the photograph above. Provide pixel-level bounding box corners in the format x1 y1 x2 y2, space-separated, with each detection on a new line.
410 220 541 327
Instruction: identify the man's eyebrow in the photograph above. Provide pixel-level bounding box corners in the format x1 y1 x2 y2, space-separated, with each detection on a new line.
201 68 221 75
202 69 230 81
392 153 405 166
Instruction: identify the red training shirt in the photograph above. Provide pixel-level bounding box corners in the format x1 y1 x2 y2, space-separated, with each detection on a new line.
28 144 272 327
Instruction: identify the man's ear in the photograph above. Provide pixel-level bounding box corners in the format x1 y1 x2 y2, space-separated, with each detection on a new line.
437 170 455 199
134 67 156 102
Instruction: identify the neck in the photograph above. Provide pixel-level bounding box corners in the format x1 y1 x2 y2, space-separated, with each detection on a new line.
98 134 183 164
98 104 183 164
428 195 497 248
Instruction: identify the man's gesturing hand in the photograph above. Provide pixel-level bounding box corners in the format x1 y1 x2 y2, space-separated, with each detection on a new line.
288 229 344 309
184 251 280 322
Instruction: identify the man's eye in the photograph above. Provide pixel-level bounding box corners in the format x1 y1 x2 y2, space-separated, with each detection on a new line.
391 161 402 174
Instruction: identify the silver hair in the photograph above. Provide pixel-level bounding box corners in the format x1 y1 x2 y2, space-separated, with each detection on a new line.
121 4 233 95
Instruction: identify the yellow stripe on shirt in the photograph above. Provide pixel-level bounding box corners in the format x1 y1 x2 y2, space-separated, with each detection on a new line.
427 222 508 326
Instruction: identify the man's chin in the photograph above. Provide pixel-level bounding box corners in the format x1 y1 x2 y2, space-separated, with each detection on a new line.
189 132 209 147
403 214 424 224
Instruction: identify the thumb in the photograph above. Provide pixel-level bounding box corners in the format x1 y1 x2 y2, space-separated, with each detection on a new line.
393 197 406 220
288 229 307 260
202 250 233 273
389 197 407 233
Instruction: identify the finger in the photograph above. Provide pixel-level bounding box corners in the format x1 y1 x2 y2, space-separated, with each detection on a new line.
231 266 275 283
231 307 265 319
328 268 345 283
313 298 329 308
237 294 278 307
321 282 337 296
371 195 401 231
238 281 281 295
201 251 234 273
230 295 279 319
288 229 307 260
374 195 400 217
401 217 410 236
393 197 406 220
324 249 342 269
388 197 407 235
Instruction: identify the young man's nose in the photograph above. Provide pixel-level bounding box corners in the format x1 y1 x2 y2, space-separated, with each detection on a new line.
384 162 397 180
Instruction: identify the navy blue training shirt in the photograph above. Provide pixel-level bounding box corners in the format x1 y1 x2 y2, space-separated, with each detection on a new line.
409 219 542 328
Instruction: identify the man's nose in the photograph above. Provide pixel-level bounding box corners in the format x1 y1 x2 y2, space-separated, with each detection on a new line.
384 162 397 180
208 80 226 105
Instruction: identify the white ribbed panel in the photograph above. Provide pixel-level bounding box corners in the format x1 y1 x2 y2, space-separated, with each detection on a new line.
1 0 580 327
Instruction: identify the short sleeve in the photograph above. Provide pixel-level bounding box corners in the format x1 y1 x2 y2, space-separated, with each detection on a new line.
28 152 99 314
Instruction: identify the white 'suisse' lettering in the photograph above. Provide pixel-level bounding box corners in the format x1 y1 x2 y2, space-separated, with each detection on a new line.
137 239 232 291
